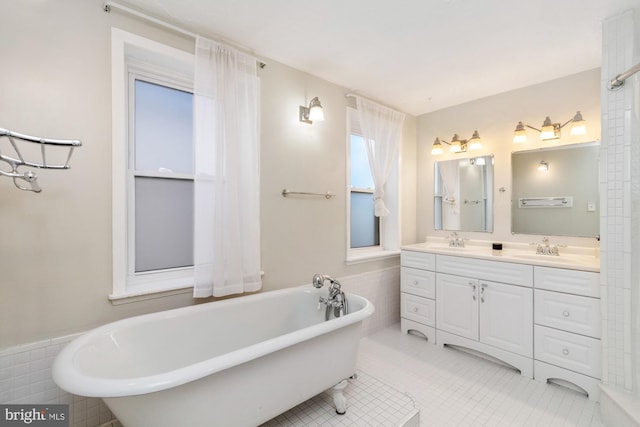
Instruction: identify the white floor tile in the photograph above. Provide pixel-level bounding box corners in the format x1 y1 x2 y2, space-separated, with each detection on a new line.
357 324 603 427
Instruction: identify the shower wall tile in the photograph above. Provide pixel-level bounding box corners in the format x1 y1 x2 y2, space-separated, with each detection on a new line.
601 7 640 398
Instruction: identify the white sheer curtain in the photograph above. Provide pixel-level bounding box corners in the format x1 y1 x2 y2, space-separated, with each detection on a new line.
355 96 405 217
193 37 262 297
439 160 460 230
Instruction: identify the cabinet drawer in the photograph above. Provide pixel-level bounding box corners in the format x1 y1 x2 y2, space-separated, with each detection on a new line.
401 267 436 298
401 251 436 270
534 266 599 297
534 325 601 378
437 254 533 287
534 290 600 338
401 293 435 327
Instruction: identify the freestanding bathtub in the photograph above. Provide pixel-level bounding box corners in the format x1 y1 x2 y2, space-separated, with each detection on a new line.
52 285 374 427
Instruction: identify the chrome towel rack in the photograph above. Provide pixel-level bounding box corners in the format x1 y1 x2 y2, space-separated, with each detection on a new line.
0 127 82 193
608 62 640 90
282 189 335 199
518 196 573 208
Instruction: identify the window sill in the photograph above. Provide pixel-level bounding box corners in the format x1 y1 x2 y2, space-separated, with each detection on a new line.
346 247 400 265
109 284 193 305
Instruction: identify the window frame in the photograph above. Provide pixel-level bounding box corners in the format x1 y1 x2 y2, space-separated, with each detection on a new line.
345 107 401 264
111 29 195 302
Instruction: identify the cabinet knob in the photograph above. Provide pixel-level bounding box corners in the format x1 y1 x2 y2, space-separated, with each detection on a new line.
562 348 570 356
412 307 419 313
413 280 419 286
562 310 570 317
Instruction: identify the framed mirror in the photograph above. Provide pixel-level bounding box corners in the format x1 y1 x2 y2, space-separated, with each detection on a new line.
434 155 494 232
511 141 599 237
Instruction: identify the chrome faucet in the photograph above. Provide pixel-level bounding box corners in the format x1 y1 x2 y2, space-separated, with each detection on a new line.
313 274 349 319
536 237 559 256
448 232 465 248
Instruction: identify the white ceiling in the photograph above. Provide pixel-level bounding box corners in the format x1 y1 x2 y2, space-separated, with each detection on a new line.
117 0 637 116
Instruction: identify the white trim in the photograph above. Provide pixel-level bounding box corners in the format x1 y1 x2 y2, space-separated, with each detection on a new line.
345 107 400 260
109 284 193 305
346 247 400 265
111 28 195 300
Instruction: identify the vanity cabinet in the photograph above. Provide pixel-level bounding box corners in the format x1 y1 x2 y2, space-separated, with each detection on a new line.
435 255 534 377
400 251 436 342
436 274 533 357
400 247 601 399
532 266 601 400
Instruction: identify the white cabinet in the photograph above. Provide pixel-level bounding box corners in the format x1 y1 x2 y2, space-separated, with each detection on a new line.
435 274 478 340
399 248 600 398
479 280 533 357
533 266 601 400
436 272 533 377
400 251 436 342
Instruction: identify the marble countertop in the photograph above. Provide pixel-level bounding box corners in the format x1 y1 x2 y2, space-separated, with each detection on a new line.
402 238 600 272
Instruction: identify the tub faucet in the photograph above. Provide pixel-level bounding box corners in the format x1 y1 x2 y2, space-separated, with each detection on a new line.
313 273 349 319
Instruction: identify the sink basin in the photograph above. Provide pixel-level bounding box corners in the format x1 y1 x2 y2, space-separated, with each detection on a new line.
507 252 599 269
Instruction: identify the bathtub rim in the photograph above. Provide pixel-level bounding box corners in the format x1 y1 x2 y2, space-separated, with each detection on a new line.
52 286 374 398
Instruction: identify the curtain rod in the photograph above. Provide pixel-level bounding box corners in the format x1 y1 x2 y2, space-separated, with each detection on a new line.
102 0 266 69
345 93 405 114
608 62 640 90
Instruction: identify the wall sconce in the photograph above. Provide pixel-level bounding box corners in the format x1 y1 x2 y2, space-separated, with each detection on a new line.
299 97 325 124
513 111 586 144
431 131 482 155
537 160 549 171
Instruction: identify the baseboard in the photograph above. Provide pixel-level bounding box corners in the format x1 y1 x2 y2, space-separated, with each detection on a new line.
600 384 640 427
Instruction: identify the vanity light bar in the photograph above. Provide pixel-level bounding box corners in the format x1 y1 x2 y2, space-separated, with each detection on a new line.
431 131 482 155
513 111 586 144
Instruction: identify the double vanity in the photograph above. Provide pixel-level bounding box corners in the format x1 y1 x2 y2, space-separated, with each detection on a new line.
400 239 601 400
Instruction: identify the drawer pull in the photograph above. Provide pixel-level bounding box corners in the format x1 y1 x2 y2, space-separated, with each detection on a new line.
412 306 419 313
562 348 570 356
412 280 419 286
562 310 570 317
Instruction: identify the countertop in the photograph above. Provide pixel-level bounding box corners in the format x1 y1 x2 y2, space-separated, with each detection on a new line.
402 239 600 272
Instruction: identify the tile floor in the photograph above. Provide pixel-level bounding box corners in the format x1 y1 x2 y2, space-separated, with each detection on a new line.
90 324 606 427
261 371 418 427
357 324 603 427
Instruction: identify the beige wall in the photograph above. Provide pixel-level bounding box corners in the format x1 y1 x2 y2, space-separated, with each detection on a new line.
0 0 417 349
417 68 602 245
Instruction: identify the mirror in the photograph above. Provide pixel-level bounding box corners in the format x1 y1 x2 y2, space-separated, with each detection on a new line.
511 141 599 237
434 155 494 232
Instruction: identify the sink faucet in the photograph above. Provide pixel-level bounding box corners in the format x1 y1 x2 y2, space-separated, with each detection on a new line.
313 274 349 319
536 237 559 256
448 232 465 248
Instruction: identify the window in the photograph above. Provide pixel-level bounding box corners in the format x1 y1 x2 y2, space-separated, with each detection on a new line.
111 29 195 301
349 132 380 248
346 107 400 263
130 78 194 273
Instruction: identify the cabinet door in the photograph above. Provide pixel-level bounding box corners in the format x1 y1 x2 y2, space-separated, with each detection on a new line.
436 273 479 340
479 281 533 357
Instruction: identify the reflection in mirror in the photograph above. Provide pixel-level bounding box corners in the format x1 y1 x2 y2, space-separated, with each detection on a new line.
511 141 599 237
434 155 494 232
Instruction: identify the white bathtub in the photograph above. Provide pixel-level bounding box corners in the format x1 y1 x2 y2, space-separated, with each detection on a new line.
52 286 374 427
